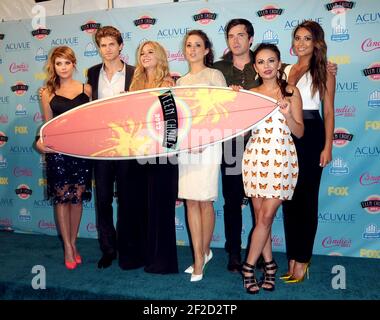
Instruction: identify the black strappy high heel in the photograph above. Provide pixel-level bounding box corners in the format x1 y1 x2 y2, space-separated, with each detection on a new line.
242 262 260 294
260 260 278 291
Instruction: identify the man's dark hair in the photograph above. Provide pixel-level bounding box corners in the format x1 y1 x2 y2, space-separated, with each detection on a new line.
225 18 254 46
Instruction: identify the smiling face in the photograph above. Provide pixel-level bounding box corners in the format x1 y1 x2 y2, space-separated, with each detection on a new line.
293 27 314 58
140 43 158 71
184 34 209 65
227 24 253 57
98 36 123 62
54 56 75 79
253 48 281 80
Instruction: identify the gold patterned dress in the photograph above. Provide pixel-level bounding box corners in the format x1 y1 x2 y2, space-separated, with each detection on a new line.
242 110 299 200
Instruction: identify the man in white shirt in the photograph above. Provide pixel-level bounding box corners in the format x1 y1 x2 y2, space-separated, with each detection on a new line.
87 26 142 270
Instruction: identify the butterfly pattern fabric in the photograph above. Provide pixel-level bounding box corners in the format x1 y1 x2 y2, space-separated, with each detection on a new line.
242 111 299 200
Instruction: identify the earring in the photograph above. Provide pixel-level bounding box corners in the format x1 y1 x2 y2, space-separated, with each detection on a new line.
255 73 259 80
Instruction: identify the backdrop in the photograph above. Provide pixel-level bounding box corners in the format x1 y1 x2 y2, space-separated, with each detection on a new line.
0 0 379 259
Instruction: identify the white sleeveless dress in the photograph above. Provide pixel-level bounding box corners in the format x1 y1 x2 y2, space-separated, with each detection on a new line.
176 68 227 201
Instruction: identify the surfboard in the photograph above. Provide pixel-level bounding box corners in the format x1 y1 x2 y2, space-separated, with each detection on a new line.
40 86 279 159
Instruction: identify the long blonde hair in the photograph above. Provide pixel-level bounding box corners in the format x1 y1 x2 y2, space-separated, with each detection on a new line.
129 41 170 91
45 46 77 94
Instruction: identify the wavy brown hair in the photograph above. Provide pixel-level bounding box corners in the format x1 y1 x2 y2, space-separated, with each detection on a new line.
94 25 123 47
45 46 77 94
293 20 327 98
129 41 170 91
183 29 214 67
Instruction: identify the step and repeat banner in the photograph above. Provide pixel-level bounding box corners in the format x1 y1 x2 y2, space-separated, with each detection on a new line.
0 0 379 258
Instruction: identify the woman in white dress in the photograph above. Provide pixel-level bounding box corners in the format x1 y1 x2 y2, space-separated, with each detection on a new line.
177 30 227 282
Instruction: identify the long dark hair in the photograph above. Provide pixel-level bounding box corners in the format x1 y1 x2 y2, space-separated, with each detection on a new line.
183 29 214 67
252 43 292 98
293 20 327 98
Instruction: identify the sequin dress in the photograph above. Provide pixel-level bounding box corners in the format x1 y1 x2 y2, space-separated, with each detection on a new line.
242 110 299 200
45 85 92 204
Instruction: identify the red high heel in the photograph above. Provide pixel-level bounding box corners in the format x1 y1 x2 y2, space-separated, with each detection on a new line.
65 260 77 270
75 254 82 264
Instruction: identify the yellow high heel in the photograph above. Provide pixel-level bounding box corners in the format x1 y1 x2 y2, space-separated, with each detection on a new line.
284 262 310 283
279 272 292 280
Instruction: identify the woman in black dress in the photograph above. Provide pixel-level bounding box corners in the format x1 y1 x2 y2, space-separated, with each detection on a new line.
36 46 92 270
128 41 179 274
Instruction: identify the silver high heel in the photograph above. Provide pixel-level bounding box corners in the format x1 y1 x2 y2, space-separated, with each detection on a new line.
184 249 213 274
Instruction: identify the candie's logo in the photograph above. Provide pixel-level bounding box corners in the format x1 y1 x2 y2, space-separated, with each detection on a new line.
335 105 356 117
134 16 157 29
192 9 218 25
11 81 29 96
15 184 32 200
361 195 380 214
333 128 353 147
80 21 101 34
86 222 97 232
9 62 29 73
325 1 355 14
360 172 380 186
257 5 284 20
167 51 185 62
361 38 380 52
362 62 380 81
322 236 352 248
31 28 51 40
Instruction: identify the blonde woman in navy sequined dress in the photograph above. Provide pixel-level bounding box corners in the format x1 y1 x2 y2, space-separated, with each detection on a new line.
36 46 92 270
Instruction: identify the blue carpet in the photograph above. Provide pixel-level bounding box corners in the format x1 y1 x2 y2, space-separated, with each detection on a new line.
0 231 379 300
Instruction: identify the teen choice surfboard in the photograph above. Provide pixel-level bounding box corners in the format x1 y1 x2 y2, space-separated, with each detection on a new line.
40 86 279 159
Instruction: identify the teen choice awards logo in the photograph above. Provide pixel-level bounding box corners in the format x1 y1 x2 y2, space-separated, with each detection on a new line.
146 89 191 152
257 5 284 21
80 20 101 34
15 184 32 200
31 27 51 40
362 62 380 81
361 195 380 214
192 9 218 25
11 81 29 96
134 16 157 29
333 128 353 147
0 131 8 147
325 1 355 14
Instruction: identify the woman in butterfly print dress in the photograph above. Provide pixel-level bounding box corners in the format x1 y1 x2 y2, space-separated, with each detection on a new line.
236 43 303 294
